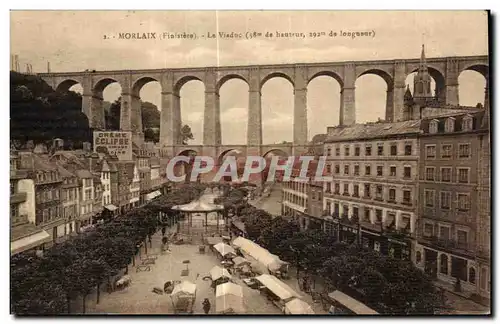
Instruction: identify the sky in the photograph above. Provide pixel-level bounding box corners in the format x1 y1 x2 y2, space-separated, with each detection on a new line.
10 11 489 145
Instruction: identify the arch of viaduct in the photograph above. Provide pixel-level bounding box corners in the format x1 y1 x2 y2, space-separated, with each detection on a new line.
39 55 488 157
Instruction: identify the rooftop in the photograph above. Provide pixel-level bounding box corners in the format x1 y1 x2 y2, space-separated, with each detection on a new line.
325 120 422 143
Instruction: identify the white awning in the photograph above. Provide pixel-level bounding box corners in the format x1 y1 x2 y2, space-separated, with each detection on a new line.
284 298 315 315
232 237 288 272
283 201 306 213
171 281 197 297
104 204 118 211
213 243 236 257
215 282 245 314
209 266 232 281
255 274 300 302
11 230 51 255
146 190 162 201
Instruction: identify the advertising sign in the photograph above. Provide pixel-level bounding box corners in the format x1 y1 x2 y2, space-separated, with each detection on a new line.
93 131 132 161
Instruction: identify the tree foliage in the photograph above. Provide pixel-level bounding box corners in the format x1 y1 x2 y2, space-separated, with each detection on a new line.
180 124 194 145
221 184 443 315
11 184 207 315
10 72 91 148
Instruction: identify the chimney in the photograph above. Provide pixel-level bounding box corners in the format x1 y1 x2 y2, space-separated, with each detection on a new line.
53 138 64 150
33 143 48 155
18 151 34 170
82 142 92 152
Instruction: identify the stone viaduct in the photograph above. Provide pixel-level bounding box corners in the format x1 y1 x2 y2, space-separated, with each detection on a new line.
38 55 488 159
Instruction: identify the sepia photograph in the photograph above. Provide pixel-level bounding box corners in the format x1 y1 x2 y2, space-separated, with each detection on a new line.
9 10 491 316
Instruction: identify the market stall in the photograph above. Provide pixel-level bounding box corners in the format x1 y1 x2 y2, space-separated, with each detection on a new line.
255 274 301 307
284 298 315 315
208 265 232 287
170 281 197 314
213 242 237 260
232 237 289 276
215 282 246 314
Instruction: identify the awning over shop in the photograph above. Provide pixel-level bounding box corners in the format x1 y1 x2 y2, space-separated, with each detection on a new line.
146 190 162 201
104 204 118 211
11 230 51 255
283 201 306 213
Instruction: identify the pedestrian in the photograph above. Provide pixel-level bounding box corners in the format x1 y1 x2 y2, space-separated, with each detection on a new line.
202 298 211 314
161 226 166 236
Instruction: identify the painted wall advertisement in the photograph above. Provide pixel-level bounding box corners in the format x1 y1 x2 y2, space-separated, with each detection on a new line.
93 131 132 161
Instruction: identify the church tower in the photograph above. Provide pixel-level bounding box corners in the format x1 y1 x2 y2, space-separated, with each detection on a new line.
413 44 433 105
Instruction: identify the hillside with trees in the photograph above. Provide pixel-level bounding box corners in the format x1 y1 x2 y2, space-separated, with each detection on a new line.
10 72 91 148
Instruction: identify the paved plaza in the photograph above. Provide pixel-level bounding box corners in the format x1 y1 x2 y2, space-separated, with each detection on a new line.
82 232 292 315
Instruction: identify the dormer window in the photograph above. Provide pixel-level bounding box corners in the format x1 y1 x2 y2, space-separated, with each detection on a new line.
445 117 455 133
429 120 439 134
462 115 473 131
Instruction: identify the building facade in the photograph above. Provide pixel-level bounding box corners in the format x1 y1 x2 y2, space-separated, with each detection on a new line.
414 111 490 298
323 121 420 260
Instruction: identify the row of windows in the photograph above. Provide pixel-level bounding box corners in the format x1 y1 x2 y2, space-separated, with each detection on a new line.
63 188 78 201
425 167 470 183
103 194 112 205
41 206 62 224
423 222 469 246
83 179 92 187
428 115 473 134
325 201 412 229
328 163 413 179
282 181 308 193
63 178 77 186
63 205 77 218
325 182 413 205
81 204 93 215
283 192 307 208
424 190 471 211
327 142 414 157
36 188 60 202
425 143 471 159
102 172 111 180
36 171 60 183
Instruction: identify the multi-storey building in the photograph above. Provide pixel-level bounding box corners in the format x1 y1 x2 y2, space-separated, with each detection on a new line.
17 152 65 246
135 151 152 205
130 163 141 208
280 156 325 230
323 120 421 260
414 111 490 298
113 161 137 213
10 150 52 255
55 164 79 240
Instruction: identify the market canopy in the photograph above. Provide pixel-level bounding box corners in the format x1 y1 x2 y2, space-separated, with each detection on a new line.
213 242 236 257
146 190 162 200
172 200 224 213
215 282 245 314
171 281 197 297
104 204 118 211
284 298 315 315
255 274 300 302
232 237 288 272
205 236 223 246
209 266 232 281
232 256 251 267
